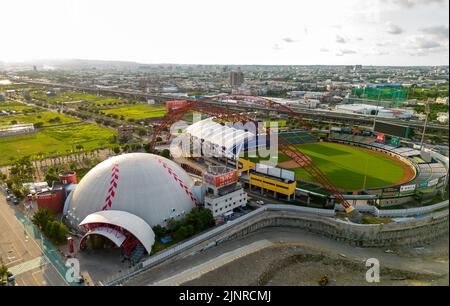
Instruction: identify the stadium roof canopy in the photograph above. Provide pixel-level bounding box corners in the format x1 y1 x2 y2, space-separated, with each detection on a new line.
185 118 256 160
80 210 155 253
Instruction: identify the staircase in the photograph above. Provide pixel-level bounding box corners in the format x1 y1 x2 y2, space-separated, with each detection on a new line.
129 244 145 265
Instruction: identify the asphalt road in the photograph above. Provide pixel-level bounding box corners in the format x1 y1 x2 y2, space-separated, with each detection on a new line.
0 192 67 286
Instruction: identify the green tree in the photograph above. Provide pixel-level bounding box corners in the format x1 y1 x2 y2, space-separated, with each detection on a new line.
144 143 152 153
159 149 171 159
175 225 191 240
44 167 59 186
32 208 53 229
152 225 167 238
33 122 44 128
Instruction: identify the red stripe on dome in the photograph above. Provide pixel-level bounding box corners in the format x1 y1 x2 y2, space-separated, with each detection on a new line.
152 156 199 207
102 163 119 211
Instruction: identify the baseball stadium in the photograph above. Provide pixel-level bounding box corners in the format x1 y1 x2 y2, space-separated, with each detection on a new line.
165 95 448 209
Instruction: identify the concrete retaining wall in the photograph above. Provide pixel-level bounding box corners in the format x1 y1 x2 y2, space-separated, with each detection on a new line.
335 200 449 217
226 210 449 248
105 203 449 285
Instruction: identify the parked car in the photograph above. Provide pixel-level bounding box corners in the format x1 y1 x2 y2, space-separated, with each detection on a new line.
256 200 265 205
7 273 15 286
13 198 20 205
5 188 12 195
6 195 12 201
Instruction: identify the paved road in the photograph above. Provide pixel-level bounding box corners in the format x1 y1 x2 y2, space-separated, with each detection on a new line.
0 192 67 286
126 227 448 286
152 240 273 286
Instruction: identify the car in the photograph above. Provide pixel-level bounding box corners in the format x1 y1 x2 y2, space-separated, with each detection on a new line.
13 198 20 205
6 195 12 201
5 188 12 195
256 200 265 205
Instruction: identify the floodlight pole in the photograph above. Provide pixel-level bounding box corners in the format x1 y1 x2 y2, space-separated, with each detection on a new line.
419 99 430 151
372 91 382 131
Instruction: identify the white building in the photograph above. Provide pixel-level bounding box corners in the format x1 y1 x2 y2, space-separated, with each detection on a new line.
335 103 414 119
435 97 449 105
437 112 449 124
203 166 247 218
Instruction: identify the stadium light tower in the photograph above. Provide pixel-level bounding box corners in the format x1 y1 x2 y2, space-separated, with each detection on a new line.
419 99 431 151
372 91 382 130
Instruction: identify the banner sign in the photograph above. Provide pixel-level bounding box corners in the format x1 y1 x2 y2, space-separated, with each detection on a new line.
376 133 385 143
400 184 416 193
203 170 238 188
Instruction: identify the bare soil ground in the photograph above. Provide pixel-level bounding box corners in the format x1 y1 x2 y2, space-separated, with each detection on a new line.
184 237 449 286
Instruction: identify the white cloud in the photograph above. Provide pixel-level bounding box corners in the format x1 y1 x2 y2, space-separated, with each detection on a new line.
336 49 357 56
0 0 447 65
420 26 449 41
386 22 403 34
382 0 445 8
409 36 441 49
336 35 347 44
282 37 297 43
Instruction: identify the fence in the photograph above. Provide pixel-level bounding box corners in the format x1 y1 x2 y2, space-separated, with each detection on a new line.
335 200 449 217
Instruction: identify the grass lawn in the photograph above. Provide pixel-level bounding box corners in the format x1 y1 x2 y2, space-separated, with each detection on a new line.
31 91 130 105
0 111 79 126
0 101 36 112
101 104 167 120
281 142 407 190
0 124 116 165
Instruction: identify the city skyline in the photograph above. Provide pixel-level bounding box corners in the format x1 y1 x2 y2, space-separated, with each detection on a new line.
1 0 449 66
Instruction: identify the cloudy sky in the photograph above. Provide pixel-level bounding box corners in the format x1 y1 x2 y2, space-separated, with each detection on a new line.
1 0 448 65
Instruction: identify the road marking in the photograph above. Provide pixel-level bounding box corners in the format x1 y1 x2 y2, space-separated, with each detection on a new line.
151 240 273 286
8 256 49 276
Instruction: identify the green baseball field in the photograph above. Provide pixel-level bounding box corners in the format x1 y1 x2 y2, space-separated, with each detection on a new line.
276 142 414 191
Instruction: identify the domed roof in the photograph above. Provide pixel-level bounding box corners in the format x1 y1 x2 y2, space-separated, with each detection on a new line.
64 153 197 228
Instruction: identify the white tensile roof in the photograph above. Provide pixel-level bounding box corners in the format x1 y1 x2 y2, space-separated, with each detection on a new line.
185 118 255 159
80 210 155 253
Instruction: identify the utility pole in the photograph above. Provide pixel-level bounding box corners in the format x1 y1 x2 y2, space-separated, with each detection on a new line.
419 99 430 151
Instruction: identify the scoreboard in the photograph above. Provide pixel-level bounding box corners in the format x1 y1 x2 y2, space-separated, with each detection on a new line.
374 121 410 138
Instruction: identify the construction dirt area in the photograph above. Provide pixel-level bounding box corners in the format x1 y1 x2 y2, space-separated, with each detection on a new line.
183 235 449 286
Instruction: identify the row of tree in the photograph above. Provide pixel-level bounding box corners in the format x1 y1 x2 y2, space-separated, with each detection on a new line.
4 157 35 199
32 208 69 245
152 208 215 242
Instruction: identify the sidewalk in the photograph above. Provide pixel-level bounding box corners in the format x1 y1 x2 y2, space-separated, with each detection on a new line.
14 209 83 286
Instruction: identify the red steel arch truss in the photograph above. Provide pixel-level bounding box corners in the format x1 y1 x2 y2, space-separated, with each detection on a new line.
150 95 358 218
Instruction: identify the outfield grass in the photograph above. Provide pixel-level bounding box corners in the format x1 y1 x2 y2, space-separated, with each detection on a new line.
101 104 167 120
279 142 407 190
0 123 116 165
0 111 79 126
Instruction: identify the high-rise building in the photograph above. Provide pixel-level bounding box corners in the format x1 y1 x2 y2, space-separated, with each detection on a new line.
229 68 244 87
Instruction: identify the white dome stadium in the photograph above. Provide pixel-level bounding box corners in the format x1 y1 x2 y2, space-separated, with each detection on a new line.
64 153 198 229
